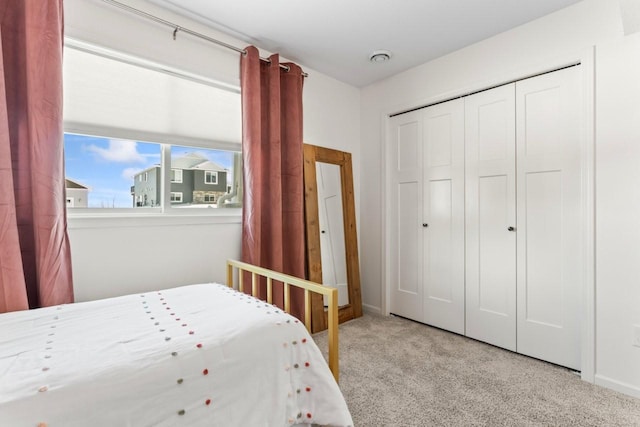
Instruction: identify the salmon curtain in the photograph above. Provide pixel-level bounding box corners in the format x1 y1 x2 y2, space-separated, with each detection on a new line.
0 0 74 313
240 46 305 319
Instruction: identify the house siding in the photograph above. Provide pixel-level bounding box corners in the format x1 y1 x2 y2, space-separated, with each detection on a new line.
133 166 161 207
172 170 195 203
194 170 227 193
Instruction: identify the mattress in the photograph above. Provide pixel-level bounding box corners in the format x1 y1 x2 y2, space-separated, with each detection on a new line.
0 283 353 426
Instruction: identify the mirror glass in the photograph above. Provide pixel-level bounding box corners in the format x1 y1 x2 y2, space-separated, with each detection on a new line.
304 143 362 332
316 162 349 307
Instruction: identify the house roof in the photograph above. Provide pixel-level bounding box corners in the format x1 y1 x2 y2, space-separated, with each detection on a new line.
65 178 89 189
130 153 227 180
172 152 227 172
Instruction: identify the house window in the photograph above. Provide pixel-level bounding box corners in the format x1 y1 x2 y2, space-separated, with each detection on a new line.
205 171 218 185
171 169 183 183
204 194 216 203
170 192 183 203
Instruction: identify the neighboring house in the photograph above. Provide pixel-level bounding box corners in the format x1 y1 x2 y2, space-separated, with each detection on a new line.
65 178 89 208
131 152 229 207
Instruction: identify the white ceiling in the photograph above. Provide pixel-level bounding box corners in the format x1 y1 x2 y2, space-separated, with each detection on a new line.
145 0 584 87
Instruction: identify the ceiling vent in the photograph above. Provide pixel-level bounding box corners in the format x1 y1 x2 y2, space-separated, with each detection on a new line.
369 50 392 63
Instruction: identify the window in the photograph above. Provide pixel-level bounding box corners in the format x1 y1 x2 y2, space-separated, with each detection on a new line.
171 169 183 183
65 134 161 208
63 41 243 214
205 171 218 185
64 133 241 210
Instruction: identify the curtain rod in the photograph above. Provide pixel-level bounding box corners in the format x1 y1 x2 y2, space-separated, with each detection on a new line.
100 0 308 77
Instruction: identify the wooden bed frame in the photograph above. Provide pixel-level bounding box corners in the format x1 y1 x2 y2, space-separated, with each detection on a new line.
226 259 340 382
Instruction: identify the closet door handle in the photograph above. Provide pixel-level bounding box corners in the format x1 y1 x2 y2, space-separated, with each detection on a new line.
507 226 516 232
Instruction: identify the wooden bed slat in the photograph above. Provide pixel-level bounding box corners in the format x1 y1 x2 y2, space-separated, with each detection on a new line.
227 263 233 292
267 277 273 304
226 259 340 383
304 289 312 331
251 272 258 297
284 283 291 314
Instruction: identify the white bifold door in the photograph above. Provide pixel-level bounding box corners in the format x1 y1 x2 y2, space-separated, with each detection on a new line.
422 100 465 334
465 66 582 370
389 100 465 334
389 66 582 371
515 67 582 370
465 84 518 352
388 111 424 322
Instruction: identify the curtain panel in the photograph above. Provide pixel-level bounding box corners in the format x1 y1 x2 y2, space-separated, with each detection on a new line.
240 46 305 319
0 0 74 313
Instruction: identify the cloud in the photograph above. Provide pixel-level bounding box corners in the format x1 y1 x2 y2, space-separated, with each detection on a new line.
86 139 145 163
122 167 142 180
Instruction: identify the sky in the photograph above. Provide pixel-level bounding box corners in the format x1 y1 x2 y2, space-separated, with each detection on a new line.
64 133 235 208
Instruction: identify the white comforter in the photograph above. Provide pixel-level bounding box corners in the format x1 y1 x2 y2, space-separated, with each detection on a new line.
0 284 353 427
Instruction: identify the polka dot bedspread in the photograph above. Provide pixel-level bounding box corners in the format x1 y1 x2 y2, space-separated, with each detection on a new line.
0 284 353 426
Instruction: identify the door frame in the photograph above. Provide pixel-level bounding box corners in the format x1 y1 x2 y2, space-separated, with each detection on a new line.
381 47 595 383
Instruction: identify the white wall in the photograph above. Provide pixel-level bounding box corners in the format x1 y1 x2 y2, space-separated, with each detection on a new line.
69 217 241 301
594 32 640 398
359 0 640 397
64 0 360 301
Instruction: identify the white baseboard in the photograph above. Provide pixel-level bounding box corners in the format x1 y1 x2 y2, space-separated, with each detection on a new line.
595 374 640 399
362 303 381 315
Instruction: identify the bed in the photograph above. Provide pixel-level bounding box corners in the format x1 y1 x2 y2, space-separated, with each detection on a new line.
0 260 353 427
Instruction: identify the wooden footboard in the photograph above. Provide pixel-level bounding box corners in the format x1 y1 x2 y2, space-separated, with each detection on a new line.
226 259 340 383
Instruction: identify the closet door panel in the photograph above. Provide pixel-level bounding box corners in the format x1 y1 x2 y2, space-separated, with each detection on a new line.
389 112 424 322
422 99 465 334
516 66 582 370
522 171 563 325
427 179 453 302
465 84 517 350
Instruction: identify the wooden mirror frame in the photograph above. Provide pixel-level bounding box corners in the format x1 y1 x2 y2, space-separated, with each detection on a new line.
303 144 362 333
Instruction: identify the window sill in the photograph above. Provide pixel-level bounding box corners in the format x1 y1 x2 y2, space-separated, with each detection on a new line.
67 210 241 229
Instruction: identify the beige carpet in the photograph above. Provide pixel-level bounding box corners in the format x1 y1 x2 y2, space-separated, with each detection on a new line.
313 314 640 427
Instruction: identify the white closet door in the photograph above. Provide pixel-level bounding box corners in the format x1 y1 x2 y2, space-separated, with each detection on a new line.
465 84 517 350
422 99 465 334
389 111 424 322
516 66 582 370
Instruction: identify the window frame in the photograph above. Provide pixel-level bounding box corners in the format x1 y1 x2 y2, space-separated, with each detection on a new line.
204 171 218 185
170 192 183 203
170 169 183 183
64 131 242 218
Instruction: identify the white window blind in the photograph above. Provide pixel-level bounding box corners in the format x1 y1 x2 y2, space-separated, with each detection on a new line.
63 44 241 149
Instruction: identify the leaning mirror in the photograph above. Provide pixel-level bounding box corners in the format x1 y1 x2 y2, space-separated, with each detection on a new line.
303 144 362 332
